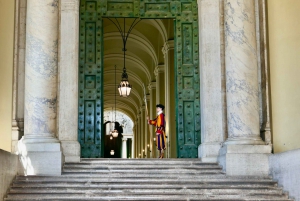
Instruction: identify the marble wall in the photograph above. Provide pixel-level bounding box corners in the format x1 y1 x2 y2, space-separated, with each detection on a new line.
269 149 300 201
0 0 15 152
0 150 21 200
268 0 300 153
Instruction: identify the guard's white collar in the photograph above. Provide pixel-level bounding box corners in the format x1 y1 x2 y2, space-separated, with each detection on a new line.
157 111 163 115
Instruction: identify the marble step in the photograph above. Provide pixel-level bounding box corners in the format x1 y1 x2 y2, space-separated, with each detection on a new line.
63 164 221 169
4 193 291 201
8 186 284 195
6 159 291 201
75 158 211 165
62 168 223 174
10 183 280 189
13 176 277 184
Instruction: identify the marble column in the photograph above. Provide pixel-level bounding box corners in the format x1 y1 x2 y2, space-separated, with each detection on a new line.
122 138 127 158
162 40 174 158
19 0 61 175
145 95 151 158
218 0 270 176
132 126 135 158
148 82 156 158
134 122 138 158
155 65 165 106
140 106 145 158
137 114 141 158
198 0 226 162
58 0 80 162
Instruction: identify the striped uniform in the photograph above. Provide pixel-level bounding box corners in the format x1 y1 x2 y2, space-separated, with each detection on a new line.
148 113 166 151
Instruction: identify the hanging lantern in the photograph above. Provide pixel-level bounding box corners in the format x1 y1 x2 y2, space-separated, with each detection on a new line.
111 129 118 138
110 150 115 155
110 135 113 140
106 122 114 135
118 69 132 97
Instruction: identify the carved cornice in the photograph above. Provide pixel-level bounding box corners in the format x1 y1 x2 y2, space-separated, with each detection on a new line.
162 40 175 56
148 82 156 91
154 65 165 77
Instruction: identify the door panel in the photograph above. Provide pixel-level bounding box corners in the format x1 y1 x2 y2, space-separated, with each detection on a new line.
79 0 200 158
79 1 103 158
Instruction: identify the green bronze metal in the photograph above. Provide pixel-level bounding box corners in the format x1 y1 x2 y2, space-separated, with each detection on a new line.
79 0 200 158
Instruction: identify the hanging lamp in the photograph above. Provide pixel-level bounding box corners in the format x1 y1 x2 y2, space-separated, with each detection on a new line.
112 65 119 138
108 18 141 97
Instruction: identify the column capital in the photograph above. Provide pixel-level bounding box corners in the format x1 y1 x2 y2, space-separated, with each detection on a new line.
162 40 174 56
154 65 165 77
148 82 156 91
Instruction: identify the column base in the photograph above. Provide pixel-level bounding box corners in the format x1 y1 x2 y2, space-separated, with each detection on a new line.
218 144 271 176
198 142 222 162
18 137 62 176
12 126 21 154
61 141 80 162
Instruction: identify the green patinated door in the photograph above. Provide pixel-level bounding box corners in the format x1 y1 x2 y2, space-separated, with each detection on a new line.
79 0 201 158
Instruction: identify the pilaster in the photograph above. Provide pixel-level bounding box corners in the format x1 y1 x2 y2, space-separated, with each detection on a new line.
148 82 156 158
197 0 225 162
122 138 127 158
58 0 80 163
162 40 174 159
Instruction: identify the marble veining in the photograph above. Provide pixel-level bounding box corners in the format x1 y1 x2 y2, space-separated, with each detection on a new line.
24 0 59 136
26 35 58 78
224 0 261 139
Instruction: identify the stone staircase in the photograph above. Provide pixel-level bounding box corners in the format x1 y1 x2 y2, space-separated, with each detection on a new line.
5 159 292 200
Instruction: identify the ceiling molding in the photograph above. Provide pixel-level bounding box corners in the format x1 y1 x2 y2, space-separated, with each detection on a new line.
104 32 158 66
104 53 151 82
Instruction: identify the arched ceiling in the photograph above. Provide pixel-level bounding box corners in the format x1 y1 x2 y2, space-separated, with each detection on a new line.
103 18 174 121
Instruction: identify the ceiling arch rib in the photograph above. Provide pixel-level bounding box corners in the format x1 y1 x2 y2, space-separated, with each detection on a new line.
141 19 168 42
103 108 135 123
103 69 147 97
104 94 140 114
104 103 135 117
104 54 151 82
103 19 167 48
104 100 137 120
104 83 142 107
104 32 158 66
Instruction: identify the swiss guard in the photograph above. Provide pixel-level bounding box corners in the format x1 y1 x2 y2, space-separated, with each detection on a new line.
147 104 166 159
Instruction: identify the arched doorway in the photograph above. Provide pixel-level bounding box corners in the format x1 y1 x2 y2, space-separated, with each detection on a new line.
78 0 200 158
103 110 134 158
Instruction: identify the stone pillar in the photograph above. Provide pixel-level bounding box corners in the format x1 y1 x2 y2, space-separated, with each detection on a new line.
198 0 226 162
137 114 141 158
12 0 27 153
19 0 61 175
218 0 270 176
162 40 174 158
134 122 138 158
132 127 135 158
122 138 127 158
58 0 80 163
148 82 156 158
140 106 145 158
145 95 151 158
155 65 165 106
